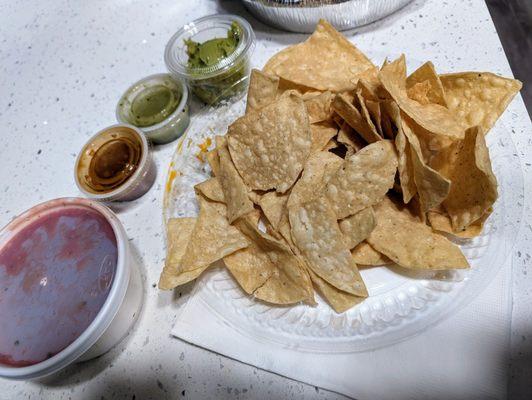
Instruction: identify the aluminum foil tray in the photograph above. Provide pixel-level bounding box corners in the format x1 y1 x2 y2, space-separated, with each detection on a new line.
242 0 413 32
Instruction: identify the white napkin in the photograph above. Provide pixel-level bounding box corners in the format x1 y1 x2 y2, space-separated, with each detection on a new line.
172 261 511 400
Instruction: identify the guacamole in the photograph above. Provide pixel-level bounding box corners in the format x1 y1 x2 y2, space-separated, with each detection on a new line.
184 22 249 104
185 22 241 68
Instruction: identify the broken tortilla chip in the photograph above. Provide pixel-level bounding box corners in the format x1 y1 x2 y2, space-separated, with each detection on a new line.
406 61 447 107
427 207 491 239
289 197 368 296
227 93 311 193
332 94 382 143
440 72 522 134
206 148 220 176
365 99 383 135
159 218 197 290
325 140 398 219
355 89 382 141
178 196 250 276
233 217 314 304
246 69 280 112
308 269 364 313
339 207 376 249
304 91 334 123
216 136 255 223
257 191 289 231
434 126 498 231
401 117 450 213
351 241 391 266
288 151 343 208
407 81 432 105
379 55 464 140
336 121 366 154
367 197 469 270
310 120 339 152
194 177 225 203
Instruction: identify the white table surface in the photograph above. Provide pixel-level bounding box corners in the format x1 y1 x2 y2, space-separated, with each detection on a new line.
1 0 531 399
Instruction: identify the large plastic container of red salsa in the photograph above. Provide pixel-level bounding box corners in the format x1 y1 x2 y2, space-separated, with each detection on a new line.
0 198 143 380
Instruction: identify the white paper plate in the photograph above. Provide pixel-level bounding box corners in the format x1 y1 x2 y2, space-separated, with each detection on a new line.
162 65 523 352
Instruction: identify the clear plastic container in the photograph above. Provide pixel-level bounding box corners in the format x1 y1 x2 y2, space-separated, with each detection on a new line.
74 124 156 202
164 14 255 105
116 73 190 145
0 198 143 380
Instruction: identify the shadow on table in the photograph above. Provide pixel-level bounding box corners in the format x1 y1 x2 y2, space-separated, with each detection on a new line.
509 330 532 398
34 241 148 388
214 0 427 45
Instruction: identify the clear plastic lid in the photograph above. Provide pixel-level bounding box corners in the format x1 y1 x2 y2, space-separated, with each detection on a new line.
116 74 190 144
164 14 255 81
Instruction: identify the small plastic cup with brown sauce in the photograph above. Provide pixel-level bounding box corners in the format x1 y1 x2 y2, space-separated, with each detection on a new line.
74 124 156 202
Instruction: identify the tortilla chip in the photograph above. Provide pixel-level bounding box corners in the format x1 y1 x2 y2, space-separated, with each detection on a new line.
179 196 250 276
332 94 382 143
407 81 432 105
289 197 368 296
257 191 289 231
216 136 255 223
223 217 276 295
395 126 416 204
406 61 447 107
336 121 366 155
223 247 273 295
324 139 338 151
246 69 280 112
440 72 522 134
379 55 464 140
427 207 490 239
206 148 220 176
277 208 295 248
304 91 334 123
365 99 383 135
231 217 314 304
158 218 197 290
367 197 469 270
355 89 382 141
407 193 428 223
263 20 374 92
288 151 343 208
310 120 339 152
381 100 416 204
194 177 225 203
308 269 364 313
325 140 398 219
227 93 311 193
379 101 396 139
355 69 381 100
401 116 450 212
351 241 391 266
339 207 376 249
435 126 498 231
276 77 317 98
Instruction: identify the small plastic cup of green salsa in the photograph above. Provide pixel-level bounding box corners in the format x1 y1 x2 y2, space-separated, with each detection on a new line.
116 73 189 145
164 14 255 105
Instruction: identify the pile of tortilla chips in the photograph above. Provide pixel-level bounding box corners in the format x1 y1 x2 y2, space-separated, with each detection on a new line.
159 20 522 313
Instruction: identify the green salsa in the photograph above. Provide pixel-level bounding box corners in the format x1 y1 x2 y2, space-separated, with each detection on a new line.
129 85 181 127
184 22 249 104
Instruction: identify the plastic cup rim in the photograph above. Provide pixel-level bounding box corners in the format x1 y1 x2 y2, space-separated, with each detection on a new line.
0 197 130 380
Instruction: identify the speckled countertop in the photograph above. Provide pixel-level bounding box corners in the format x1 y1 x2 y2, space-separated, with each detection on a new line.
0 0 531 399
